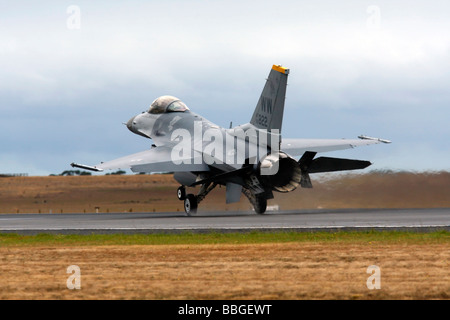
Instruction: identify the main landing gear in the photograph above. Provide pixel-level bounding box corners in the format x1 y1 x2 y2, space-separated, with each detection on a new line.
241 188 267 214
177 182 269 216
177 183 217 216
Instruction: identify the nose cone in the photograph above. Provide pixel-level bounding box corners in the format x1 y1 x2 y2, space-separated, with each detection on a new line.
126 114 153 139
126 116 135 132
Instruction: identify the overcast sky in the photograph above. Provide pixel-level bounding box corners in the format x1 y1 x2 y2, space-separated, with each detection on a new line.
1 0 449 175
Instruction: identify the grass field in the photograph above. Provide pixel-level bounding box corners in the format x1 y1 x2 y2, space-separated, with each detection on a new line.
0 231 448 300
0 171 449 213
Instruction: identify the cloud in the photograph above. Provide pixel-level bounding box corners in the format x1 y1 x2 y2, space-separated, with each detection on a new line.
1 0 449 175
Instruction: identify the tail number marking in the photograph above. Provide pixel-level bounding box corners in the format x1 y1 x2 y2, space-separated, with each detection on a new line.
255 113 268 127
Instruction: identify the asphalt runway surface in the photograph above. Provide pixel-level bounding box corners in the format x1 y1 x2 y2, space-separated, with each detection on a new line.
0 208 449 234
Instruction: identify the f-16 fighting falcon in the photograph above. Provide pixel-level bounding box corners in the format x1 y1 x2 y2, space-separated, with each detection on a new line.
72 65 390 215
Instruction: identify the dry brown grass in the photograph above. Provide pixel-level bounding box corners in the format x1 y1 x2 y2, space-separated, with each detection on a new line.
0 242 448 300
0 171 448 213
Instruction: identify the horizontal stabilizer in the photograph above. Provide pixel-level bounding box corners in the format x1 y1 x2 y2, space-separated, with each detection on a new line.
308 157 371 173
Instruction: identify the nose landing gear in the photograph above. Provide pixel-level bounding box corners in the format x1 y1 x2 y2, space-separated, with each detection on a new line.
177 186 186 201
177 183 217 216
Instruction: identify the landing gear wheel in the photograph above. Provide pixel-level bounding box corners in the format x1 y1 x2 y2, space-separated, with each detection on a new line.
184 194 198 216
254 195 267 214
177 186 186 201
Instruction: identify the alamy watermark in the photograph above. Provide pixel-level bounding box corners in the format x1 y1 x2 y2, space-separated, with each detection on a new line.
366 265 381 290
67 5 81 30
67 265 81 290
366 5 381 30
170 122 281 175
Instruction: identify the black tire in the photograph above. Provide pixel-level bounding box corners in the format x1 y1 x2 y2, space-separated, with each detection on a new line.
184 194 198 216
254 195 267 214
177 186 186 201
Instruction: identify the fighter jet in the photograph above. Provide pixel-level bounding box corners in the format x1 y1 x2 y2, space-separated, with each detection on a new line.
71 65 390 215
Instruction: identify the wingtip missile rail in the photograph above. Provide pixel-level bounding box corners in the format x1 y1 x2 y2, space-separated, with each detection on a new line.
358 135 392 144
70 162 103 172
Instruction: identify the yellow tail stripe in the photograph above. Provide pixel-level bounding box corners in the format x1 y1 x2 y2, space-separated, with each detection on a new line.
272 65 289 74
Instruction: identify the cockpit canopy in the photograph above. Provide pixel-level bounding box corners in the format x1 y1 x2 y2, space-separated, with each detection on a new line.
148 95 190 114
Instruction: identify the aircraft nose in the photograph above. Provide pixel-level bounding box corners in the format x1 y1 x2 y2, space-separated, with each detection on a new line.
126 116 136 132
126 114 152 139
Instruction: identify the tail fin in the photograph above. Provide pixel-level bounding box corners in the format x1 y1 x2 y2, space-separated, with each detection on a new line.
250 65 289 133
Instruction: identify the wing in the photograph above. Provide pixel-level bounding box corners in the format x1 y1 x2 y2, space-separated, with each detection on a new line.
281 136 390 157
72 146 209 173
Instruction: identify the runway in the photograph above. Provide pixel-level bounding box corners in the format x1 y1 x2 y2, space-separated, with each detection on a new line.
0 208 449 234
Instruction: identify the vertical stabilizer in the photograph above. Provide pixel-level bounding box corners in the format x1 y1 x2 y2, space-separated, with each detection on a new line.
250 65 289 133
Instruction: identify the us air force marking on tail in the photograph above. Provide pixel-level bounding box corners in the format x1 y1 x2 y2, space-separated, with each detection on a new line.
252 65 288 129
72 65 390 215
